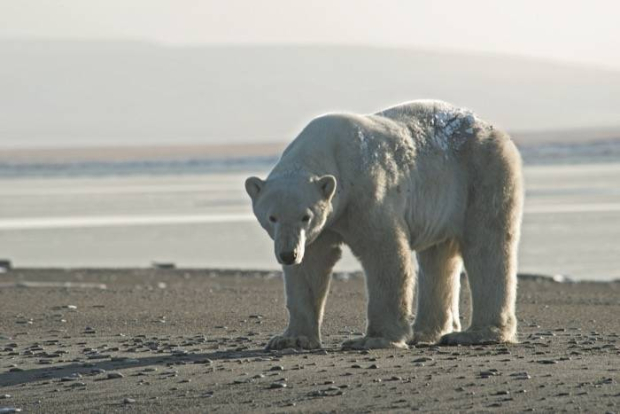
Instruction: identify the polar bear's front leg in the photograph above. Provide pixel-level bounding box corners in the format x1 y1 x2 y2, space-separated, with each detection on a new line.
343 227 414 350
266 231 342 351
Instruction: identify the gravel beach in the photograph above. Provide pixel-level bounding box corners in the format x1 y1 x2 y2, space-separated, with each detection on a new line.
1 269 619 413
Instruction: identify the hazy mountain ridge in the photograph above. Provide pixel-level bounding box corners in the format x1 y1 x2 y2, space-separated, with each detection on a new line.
1 39 620 147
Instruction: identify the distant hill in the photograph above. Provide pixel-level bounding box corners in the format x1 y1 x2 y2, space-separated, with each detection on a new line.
1 40 620 148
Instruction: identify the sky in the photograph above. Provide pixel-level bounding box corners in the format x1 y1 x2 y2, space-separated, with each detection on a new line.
1 0 620 70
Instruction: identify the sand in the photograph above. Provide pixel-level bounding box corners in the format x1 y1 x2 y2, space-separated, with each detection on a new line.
1 269 619 413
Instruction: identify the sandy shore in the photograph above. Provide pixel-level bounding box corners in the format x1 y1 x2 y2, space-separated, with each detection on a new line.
1 269 619 413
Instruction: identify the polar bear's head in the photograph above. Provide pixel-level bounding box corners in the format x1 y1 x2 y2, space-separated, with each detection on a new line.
245 174 337 266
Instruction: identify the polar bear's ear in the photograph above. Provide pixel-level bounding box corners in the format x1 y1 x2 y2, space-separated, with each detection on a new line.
317 175 337 200
245 176 265 200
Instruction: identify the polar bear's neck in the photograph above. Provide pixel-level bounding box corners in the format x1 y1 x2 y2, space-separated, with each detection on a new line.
271 132 340 180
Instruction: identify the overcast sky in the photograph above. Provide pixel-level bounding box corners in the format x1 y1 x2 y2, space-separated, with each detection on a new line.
1 0 619 69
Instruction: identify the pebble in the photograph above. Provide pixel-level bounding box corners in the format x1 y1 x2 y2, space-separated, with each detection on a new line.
0 408 22 414
87 354 111 360
123 398 136 404
269 382 287 389
270 365 284 371
510 371 531 380
107 372 124 379
60 376 78 382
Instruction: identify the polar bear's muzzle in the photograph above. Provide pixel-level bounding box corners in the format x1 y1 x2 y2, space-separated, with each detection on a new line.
278 250 299 265
275 228 306 266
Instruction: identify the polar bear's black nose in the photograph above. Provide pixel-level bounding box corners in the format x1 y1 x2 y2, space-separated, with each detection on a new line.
279 251 297 265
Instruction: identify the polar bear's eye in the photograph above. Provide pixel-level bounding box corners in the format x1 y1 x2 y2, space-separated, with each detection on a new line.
268 215 277 223
301 214 311 223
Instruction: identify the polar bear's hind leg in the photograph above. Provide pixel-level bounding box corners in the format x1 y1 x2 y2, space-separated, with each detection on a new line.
440 226 519 346
441 135 523 345
411 239 463 345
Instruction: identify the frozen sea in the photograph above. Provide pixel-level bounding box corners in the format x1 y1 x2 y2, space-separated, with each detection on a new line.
0 142 619 281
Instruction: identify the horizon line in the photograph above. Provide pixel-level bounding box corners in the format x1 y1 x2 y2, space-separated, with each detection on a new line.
1 36 619 73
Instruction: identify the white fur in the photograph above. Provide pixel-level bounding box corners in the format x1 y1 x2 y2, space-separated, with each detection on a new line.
246 100 524 350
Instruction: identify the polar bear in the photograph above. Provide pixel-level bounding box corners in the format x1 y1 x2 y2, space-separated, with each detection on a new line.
245 100 523 350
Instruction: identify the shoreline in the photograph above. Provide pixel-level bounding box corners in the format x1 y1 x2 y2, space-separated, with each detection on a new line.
2 268 619 284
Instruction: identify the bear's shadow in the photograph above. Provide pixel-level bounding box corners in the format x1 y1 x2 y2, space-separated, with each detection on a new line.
0 347 331 387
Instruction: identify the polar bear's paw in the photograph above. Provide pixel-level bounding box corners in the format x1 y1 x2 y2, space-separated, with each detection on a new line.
409 330 444 345
341 336 409 350
265 335 322 351
440 327 516 346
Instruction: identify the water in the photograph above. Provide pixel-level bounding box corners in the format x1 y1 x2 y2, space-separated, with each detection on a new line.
0 142 619 281
1 140 620 178
0 155 279 178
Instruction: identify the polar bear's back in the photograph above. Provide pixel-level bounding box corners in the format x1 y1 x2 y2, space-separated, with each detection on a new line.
374 100 503 156
275 100 516 184
376 100 475 124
